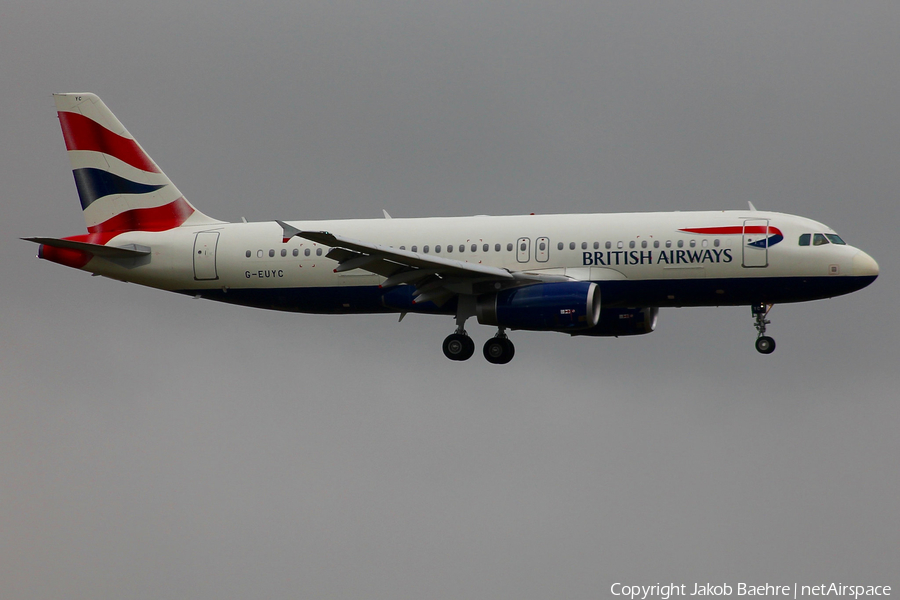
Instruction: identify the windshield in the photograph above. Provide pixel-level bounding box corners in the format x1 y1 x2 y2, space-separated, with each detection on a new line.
825 234 846 245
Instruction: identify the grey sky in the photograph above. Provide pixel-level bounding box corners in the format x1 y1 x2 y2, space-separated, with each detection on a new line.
1 1 897 598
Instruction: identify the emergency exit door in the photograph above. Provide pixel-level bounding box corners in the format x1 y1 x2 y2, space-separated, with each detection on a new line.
516 237 531 263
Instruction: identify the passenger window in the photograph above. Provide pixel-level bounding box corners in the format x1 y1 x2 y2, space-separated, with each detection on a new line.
245 250 251 258
507 243 513 251
316 248 323 256
293 249 299 257
257 249 264 258
813 233 829 246
423 245 430 253
677 240 684 248
605 241 612 249
281 249 287 257
581 242 587 250
701 239 708 248
629 241 635 249
411 245 418 252
558 242 564 250
799 234 811 246
569 242 576 250
494 243 501 252
520 242 526 252
653 240 660 249
539 241 546 251
483 244 489 252
435 245 441 253
825 234 846 245
617 241 624 249
446 244 452 253
460 245 465 253
689 240 696 248
714 239 720 247
304 248 310 256
269 249 275 257
641 240 647 249
593 241 600 250
472 244 478 253
665 240 671 248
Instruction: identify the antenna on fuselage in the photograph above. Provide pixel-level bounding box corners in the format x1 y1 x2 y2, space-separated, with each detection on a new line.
748 201 758 211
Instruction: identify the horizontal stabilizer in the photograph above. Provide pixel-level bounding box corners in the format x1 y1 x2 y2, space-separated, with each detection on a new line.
22 237 151 258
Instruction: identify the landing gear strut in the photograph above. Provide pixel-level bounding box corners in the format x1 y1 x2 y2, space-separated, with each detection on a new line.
752 303 776 354
443 295 476 361
483 329 515 364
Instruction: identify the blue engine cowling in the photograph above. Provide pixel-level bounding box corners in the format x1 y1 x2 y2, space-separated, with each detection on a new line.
476 282 601 332
572 307 658 337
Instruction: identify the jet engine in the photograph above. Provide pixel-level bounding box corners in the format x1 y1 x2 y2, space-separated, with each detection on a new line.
573 306 659 337
476 282 601 332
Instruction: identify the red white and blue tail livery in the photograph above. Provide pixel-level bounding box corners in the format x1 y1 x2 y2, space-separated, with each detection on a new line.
25 94 879 363
55 93 220 233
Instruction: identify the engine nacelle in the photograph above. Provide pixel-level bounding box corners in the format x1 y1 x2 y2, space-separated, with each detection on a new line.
573 307 659 337
476 282 601 332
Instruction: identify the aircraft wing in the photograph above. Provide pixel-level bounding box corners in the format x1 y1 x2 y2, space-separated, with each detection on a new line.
278 222 566 306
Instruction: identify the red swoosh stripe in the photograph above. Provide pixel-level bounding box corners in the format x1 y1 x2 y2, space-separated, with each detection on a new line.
88 197 194 233
680 226 782 236
58 111 160 173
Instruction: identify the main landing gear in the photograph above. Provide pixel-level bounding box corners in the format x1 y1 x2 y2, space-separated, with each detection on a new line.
442 328 517 364
443 296 516 363
442 331 475 361
483 329 515 365
752 302 776 354
442 330 516 364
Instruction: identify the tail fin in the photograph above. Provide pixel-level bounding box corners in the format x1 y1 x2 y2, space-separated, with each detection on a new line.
54 93 222 233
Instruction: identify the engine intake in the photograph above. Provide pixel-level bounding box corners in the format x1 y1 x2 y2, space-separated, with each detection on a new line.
476 282 601 332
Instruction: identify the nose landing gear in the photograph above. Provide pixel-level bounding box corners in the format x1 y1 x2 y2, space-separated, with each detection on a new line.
752 303 776 354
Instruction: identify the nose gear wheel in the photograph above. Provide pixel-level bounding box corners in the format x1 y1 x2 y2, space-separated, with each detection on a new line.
752 303 776 354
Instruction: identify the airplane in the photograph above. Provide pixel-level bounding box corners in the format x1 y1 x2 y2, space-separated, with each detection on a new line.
24 93 879 364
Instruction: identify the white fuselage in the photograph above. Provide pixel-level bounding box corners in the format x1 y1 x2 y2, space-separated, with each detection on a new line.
75 209 877 314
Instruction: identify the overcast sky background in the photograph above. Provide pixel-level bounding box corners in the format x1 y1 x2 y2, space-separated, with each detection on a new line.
1 2 897 598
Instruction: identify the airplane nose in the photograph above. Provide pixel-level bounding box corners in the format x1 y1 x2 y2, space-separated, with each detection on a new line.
852 251 879 278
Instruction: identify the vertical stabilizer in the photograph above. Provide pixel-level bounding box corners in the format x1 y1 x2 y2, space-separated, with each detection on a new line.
54 93 222 233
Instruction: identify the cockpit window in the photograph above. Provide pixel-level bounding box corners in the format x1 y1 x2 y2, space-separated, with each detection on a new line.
813 233 829 246
798 234 811 246
825 234 846 245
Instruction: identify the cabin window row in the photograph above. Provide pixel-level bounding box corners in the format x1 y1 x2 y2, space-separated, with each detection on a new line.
553 239 719 250
399 243 507 253
245 237 722 258
395 238 720 254
246 248 324 258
